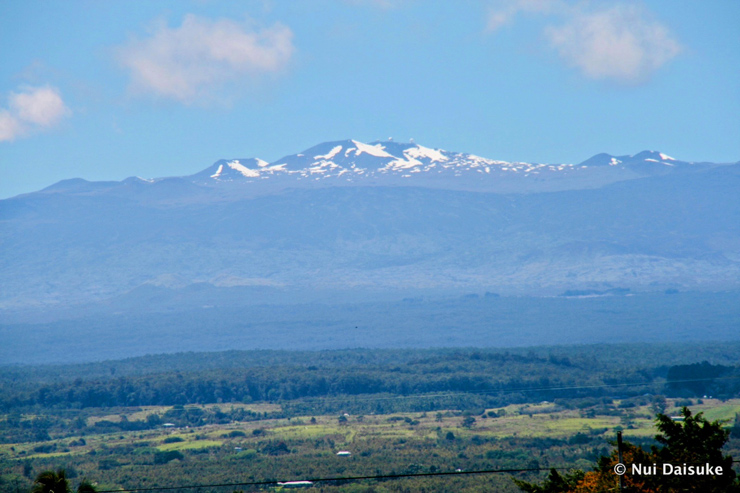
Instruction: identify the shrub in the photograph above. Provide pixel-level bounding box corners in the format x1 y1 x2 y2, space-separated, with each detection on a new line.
154 450 184 464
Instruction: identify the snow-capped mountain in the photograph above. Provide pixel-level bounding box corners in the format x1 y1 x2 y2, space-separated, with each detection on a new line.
2 139 738 316
2 140 738 364
189 139 521 184
578 150 685 168
190 157 272 182
186 139 707 193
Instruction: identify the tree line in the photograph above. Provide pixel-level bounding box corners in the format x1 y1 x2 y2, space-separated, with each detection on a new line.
2 351 738 416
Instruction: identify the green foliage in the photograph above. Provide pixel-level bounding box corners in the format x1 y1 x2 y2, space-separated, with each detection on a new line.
732 413 740 439
513 468 585 493
260 440 290 456
76 480 97 493
650 407 738 492
515 407 740 492
32 469 70 493
666 361 737 397
153 450 184 464
97 459 120 470
0 345 686 422
6 344 740 492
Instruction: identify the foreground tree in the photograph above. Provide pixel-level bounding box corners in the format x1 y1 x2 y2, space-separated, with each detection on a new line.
32 469 70 493
513 468 585 492
515 407 739 492
76 480 98 493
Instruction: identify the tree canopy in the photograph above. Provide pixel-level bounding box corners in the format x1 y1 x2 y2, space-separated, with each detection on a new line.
32 469 69 493
31 469 97 493
515 407 739 492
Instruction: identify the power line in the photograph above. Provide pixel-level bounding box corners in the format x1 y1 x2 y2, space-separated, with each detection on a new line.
94 466 563 492
91 459 740 493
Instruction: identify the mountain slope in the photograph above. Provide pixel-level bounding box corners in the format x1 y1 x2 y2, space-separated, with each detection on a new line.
1 153 738 310
182 140 713 194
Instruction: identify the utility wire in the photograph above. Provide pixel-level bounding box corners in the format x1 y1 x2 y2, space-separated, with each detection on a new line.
27 376 740 491
94 466 565 492
92 460 740 493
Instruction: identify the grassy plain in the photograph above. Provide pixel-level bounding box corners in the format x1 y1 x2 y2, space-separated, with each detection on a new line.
2 398 739 492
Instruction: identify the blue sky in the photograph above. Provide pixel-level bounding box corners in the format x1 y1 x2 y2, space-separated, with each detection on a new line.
1 0 738 198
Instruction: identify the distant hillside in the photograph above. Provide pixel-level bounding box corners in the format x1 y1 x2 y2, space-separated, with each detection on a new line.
2 153 739 310
2 291 740 364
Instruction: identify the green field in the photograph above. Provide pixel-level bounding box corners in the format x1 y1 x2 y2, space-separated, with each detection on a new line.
3 397 739 492
3 345 740 492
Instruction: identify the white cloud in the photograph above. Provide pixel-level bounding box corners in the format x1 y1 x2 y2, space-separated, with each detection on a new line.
117 14 295 104
10 86 70 126
545 5 681 83
344 0 390 7
0 86 71 142
486 9 514 32
486 0 558 32
485 1 681 84
0 111 22 142
343 0 408 8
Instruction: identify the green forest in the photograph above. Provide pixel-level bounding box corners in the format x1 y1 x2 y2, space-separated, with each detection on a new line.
2 343 740 492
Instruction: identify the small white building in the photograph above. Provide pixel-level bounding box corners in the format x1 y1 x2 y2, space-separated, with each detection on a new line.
277 481 314 488
336 451 351 457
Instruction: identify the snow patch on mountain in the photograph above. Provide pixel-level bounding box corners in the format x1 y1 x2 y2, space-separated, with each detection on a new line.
227 160 260 178
187 140 697 191
404 145 448 162
383 156 422 171
352 140 394 158
315 145 343 160
210 164 224 178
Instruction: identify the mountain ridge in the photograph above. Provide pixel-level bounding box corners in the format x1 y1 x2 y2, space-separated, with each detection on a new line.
22 139 731 201
2 140 738 312
184 140 714 193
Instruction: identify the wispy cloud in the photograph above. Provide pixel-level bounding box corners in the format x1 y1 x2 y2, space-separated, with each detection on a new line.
486 0 556 32
343 0 405 9
116 14 294 104
545 5 681 84
486 1 681 84
0 86 71 142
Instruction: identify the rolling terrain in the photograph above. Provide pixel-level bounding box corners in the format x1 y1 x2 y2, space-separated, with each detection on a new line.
1 140 739 362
